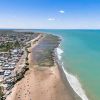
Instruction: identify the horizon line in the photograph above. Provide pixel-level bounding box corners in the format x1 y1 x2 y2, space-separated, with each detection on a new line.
0 28 100 30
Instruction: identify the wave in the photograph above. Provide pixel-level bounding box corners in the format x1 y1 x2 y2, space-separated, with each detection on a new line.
56 47 89 100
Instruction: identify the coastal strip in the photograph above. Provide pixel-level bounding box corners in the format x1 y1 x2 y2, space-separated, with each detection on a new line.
55 47 89 100
1 31 86 100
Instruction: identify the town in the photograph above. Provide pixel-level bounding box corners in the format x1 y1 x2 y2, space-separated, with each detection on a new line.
0 30 41 99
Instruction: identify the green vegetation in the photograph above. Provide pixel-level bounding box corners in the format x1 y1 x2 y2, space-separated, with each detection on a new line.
14 41 20 48
0 42 13 52
0 41 20 52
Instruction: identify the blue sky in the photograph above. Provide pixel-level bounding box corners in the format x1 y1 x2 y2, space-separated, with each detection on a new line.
0 0 100 29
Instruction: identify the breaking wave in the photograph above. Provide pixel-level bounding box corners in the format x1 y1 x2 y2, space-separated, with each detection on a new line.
56 47 89 100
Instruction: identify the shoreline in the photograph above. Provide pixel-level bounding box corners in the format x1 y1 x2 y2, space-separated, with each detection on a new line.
5 32 87 100
55 47 89 100
54 48 81 100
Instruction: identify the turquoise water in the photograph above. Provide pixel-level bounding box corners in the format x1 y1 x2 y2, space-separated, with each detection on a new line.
31 29 100 100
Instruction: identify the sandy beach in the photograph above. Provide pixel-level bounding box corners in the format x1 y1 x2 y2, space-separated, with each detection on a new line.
6 33 80 100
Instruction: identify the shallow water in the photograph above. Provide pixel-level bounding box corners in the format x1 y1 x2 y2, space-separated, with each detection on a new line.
30 29 100 100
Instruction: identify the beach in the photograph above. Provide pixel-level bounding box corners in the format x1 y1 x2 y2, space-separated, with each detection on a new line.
5 33 81 100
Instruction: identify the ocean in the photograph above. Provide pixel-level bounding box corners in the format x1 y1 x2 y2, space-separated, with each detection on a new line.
27 29 100 100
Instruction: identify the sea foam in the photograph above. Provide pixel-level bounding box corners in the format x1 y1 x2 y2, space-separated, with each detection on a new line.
56 47 89 100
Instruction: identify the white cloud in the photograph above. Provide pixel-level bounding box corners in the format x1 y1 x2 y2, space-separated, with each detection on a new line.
59 10 65 14
48 18 55 21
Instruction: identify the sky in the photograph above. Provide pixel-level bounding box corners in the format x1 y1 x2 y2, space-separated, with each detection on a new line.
0 0 100 29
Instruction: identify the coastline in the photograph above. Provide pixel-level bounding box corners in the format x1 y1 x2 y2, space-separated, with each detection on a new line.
55 47 89 100
54 48 81 100
5 32 86 100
